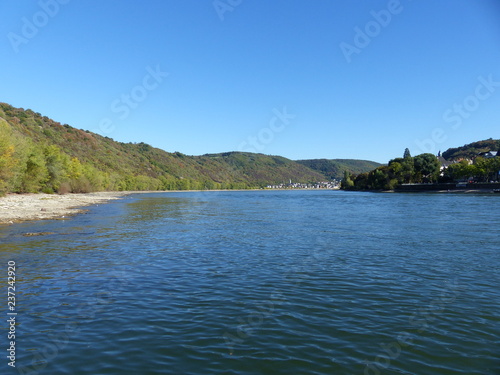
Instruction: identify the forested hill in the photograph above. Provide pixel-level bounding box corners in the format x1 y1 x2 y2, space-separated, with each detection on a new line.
0 102 331 194
296 159 382 179
442 139 500 160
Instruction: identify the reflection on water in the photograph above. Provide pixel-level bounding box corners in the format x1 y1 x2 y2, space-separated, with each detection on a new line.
0 191 499 375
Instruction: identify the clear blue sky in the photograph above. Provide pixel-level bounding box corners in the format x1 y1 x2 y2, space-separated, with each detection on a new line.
1 0 499 163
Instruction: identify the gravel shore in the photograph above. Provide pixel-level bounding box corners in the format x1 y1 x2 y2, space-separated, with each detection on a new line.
0 192 131 225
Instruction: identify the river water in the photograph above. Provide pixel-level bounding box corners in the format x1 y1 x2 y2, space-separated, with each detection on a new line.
1 190 499 374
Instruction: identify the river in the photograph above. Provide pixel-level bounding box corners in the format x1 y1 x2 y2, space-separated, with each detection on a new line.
1 190 499 374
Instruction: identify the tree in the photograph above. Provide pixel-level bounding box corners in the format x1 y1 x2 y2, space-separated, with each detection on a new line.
414 153 440 182
489 157 500 181
0 125 16 194
353 172 368 190
473 157 489 182
44 145 68 192
370 167 389 189
401 157 415 183
341 170 354 189
19 147 49 193
388 161 404 184
66 157 83 181
403 148 411 159
444 160 476 181
390 156 415 183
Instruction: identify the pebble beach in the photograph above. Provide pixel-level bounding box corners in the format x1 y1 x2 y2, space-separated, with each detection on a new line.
0 192 130 225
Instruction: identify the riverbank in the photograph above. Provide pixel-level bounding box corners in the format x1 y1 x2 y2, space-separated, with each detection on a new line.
394 182 500 193
0 192 131 225
0 190 261 225
382 189 498 194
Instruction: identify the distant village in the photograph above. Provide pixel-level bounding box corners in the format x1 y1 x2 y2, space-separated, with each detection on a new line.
438 150 498 167
438 150 498 179
266 180 341 190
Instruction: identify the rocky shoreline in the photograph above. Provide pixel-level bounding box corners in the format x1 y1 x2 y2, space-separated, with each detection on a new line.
0 192 131 225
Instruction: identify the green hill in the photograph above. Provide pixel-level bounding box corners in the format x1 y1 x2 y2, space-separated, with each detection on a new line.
442 139 500 160
0 103 328 194
296 159 382 179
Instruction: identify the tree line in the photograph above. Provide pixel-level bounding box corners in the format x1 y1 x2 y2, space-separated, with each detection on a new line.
0 120 249 195
341 148 500 191
442 157 500 183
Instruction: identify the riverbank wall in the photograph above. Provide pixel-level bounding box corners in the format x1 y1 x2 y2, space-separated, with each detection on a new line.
395 182 500 192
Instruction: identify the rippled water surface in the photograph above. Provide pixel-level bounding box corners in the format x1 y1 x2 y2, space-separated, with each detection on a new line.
1 190 499 374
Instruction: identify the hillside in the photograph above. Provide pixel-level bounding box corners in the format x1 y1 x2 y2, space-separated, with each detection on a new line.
296 159 382 179
0 103 326 194
442 139 500 160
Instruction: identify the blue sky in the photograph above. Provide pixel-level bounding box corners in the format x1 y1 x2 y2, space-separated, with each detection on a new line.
1 0 499 163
